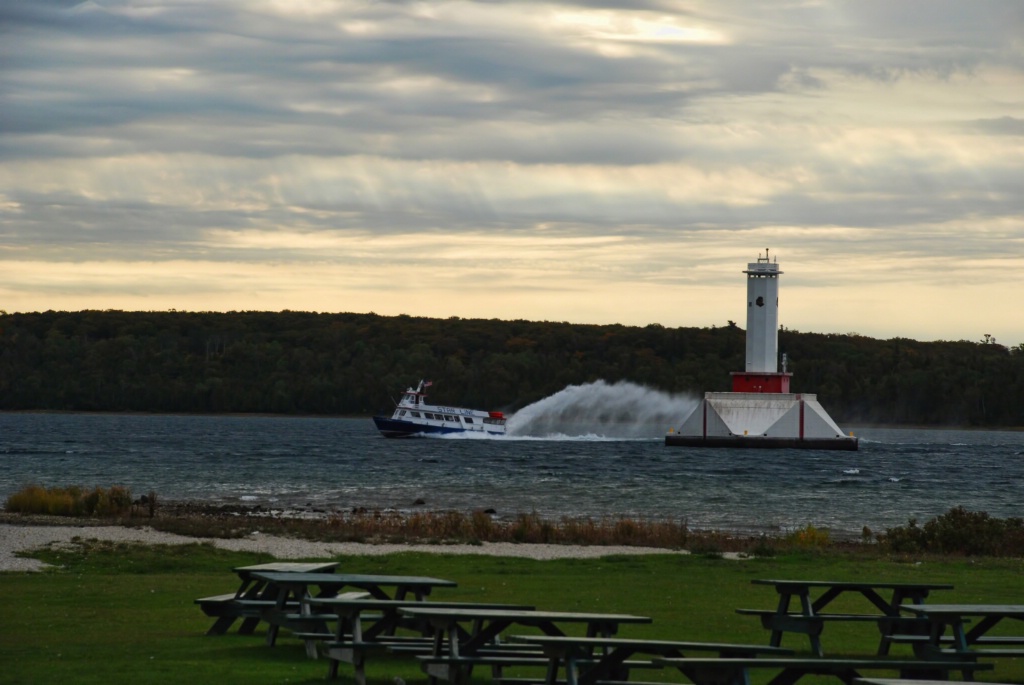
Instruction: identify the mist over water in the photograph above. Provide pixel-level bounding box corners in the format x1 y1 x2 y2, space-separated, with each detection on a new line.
505 380 699 439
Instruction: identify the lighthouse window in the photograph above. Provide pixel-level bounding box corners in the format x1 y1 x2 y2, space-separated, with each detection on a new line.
756 296 764 307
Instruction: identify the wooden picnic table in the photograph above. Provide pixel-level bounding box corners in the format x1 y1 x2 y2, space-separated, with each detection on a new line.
507 634 792 685
856 675 1015 679
251 571 458 653
398 606 652 684
306 597 534 683
653 656 992 685
738 579 954 656
195 561 340 636
898 604 1024 661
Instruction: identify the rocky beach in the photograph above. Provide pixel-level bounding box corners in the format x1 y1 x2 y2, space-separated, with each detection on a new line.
0 509 687 573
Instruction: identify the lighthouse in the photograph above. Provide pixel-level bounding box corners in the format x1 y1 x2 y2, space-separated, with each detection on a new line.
666 250 858 450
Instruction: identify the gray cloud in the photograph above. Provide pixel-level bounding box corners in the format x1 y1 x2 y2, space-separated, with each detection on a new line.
1 0 1022 343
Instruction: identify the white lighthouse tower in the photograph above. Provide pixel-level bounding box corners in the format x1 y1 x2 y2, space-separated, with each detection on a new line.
666 250 857 450
745 251 781 373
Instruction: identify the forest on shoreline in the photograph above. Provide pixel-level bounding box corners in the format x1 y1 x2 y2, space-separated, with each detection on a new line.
1 309 1022 427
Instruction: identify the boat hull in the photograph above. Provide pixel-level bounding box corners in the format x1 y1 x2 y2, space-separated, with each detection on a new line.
372 415 503 438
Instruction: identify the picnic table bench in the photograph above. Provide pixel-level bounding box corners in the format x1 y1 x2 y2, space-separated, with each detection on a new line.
398 606 652 685
507 635 793 685
250 571 457 656
195 561 340 636
738 579 953 656
652 656 992 685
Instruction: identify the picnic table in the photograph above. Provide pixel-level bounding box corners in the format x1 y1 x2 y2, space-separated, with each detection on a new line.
507 635 792 685
195 561 340 636
306 597 534 683
738 579 953 656
653 656 992 685
897 604 1024 661
398 606 652 684
856 679 1016 685
251 571 458 653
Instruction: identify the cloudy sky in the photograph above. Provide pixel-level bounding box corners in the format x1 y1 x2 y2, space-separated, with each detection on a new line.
2 1 1023 346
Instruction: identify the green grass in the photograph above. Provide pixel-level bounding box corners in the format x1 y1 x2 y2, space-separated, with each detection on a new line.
4 540 1024 684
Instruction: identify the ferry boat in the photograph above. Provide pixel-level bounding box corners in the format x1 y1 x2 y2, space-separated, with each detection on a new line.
372 380 508 438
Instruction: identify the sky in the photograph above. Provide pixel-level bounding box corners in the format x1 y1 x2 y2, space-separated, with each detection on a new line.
2 1 1023 347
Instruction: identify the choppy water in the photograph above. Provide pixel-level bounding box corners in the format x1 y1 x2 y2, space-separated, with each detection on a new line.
2 382 1022 538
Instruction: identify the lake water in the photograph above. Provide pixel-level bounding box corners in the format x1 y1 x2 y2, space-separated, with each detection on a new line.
3 399 1022 539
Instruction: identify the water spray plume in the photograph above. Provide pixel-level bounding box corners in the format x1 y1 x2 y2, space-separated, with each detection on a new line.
505 380 699 439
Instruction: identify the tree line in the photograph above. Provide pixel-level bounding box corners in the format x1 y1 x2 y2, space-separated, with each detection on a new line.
1 310 1021 427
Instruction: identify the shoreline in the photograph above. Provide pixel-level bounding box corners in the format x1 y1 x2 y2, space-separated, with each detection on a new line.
0 519 691 573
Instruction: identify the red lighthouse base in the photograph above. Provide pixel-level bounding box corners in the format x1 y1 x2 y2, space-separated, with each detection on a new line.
730 371 792 393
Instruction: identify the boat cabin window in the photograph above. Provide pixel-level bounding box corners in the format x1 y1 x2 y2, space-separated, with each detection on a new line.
444 415 456 422
411 412 421 418
398 410 406 417
463 417 474 424
483 417 506 425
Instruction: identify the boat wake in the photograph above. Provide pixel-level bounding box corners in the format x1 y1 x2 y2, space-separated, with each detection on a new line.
497 380 699 440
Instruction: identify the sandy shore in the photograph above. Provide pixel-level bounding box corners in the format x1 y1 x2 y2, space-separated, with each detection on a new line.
1 522 691 572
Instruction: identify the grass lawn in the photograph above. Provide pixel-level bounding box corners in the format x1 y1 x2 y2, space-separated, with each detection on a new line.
3 539 1023 685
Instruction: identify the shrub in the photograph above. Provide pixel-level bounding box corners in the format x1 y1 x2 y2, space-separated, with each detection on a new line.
786 524 831 549
4 484 135 517
878 506 1024 556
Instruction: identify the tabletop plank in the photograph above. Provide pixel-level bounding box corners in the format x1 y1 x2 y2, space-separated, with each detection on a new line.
233 561 339 574
398 607 650 622
901 604 1024 616
752 579 954 590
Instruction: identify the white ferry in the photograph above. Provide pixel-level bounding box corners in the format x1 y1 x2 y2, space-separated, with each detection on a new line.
372 380 508 438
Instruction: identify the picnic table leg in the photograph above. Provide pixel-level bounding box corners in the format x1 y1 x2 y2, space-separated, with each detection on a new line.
237 616 260 635
563 653 580 685
809 634 824 658
353 652 368 685
264 584 291 647
770 591 793 648
301 595 321 659
794 591 825 657
206 616 238 636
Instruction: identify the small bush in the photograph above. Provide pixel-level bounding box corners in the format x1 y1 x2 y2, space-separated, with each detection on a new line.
747 536 778 558
786 524 831 549
5 484 135 517
879 506 1024 556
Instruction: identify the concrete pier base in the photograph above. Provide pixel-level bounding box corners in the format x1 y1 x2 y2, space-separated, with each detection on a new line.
665 391 859 451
